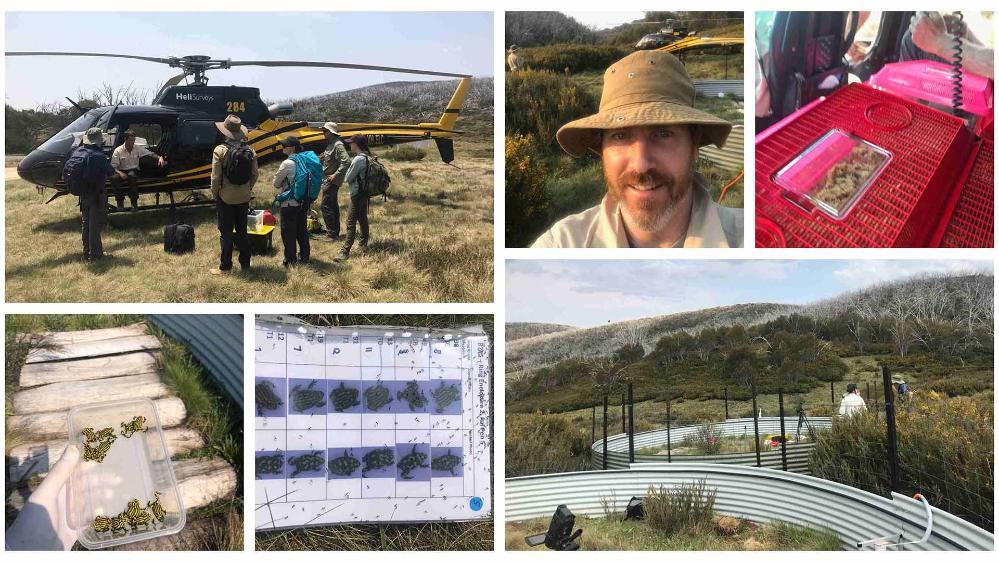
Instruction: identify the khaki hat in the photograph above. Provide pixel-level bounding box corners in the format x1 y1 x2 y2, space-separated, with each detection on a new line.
322 122 340 135
83 127 104 146
892 376 906 385
556 50 732 158
216 114 248 141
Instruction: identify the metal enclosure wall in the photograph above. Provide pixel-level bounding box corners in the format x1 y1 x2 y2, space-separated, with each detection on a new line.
149 314 244 405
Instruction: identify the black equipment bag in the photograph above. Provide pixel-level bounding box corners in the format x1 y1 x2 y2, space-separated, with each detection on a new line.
164 223 195 254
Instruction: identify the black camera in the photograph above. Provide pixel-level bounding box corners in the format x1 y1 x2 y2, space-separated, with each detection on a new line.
524 505 583 551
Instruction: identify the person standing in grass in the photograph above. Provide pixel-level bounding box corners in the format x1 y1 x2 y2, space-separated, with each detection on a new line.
67 127 114 261
273 136 320 268
335 135 371 262
838 383 867 417
210 115 258 276
319 122 351 241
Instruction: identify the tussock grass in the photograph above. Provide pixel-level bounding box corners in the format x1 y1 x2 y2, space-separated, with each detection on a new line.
5 141 492 303
506 412 591 477
256 521 493 551
381 145 427 162
644 480 716 534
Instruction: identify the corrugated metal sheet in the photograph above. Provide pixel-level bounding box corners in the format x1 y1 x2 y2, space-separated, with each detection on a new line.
694 79 744 99
701 124 744 171
505 464 994 550
149 315 243 406
591 417 832 473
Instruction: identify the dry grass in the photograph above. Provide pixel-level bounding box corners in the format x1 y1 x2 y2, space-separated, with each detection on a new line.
5 143 492 303
255 521 493 551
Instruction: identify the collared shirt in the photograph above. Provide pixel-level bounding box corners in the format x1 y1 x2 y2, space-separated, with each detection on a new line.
321 139 351 186
211 140 259 205
110 143 155 171
530 174 743 248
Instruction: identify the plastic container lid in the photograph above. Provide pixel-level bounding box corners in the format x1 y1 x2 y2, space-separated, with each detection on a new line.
66 398 185 549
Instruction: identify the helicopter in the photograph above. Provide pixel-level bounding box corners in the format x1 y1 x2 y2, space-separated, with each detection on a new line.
6 52 472 212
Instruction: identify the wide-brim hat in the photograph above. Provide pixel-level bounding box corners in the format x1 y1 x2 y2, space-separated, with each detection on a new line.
556 50 732 158
82 127 104 146
216 114 249 141
892 376 906 384
322 122 340 135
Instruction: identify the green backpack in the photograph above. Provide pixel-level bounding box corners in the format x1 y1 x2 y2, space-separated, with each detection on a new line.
362 155 391 199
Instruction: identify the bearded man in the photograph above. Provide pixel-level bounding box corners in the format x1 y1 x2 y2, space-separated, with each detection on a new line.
531 50 743 248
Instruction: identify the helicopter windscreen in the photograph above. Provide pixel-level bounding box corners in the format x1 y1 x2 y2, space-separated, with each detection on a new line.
37 107 109 153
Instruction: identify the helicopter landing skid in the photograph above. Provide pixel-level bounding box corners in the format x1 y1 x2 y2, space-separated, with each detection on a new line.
107 192 214 214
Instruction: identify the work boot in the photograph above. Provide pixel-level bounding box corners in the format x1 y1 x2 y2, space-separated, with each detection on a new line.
334 250 349 262
209 268 231 276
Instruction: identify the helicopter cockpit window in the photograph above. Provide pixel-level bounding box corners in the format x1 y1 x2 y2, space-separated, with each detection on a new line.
180 121 222 146
37 108 108 153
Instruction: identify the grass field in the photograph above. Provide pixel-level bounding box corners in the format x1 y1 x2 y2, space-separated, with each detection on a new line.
506 515 840 551
4 315 244 550
5 141 493 303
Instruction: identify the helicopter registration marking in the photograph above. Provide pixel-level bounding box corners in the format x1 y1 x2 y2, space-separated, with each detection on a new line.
226 101 247 113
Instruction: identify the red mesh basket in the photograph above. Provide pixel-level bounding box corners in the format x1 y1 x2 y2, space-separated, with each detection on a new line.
756 83 975 247
936 140 994 248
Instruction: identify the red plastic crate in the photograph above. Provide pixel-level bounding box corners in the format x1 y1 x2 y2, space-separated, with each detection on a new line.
756 83 975 247
936 140 994 248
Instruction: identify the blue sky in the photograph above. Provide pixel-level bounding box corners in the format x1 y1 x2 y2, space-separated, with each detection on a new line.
507 260 993 327
5 12 493 109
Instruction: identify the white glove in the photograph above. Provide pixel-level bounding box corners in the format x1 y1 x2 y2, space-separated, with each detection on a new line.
6 444 82 550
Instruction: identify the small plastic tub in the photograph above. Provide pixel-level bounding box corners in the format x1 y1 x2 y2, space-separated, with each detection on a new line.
66 398 185 549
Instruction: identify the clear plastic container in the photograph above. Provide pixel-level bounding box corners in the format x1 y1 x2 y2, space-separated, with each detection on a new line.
66 398 185 549
774 130 891 219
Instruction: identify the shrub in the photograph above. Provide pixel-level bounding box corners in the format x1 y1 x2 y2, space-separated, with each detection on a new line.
644 480 717 534
505 134 550 247
506 412 591 477
683 423 723 455
505 70 596 145
810 393 993 531
381 145 426 161
518 44 630 74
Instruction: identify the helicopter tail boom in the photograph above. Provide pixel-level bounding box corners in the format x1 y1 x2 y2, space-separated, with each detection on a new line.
419 77 471 132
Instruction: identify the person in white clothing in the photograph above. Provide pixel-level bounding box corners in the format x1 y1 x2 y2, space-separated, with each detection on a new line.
110 129 165 211
838 383 867 417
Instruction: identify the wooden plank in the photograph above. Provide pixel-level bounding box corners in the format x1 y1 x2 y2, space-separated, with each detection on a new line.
7 428 204 483
19 351 160 388
26 334 162 364
174 457 238 511
12 372 170 415
31 324 148 346
6 396 187 438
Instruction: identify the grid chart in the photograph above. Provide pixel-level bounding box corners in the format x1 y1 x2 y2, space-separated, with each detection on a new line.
254 320 491 529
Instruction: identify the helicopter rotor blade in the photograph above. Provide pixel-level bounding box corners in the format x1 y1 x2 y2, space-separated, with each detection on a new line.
5 51 173 65
155 73 189 100
227 60 471 79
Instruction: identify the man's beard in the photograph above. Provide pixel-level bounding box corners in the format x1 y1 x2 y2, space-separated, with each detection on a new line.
605 167 693 233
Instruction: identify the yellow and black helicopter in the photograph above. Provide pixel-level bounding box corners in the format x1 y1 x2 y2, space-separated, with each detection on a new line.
7 52 472 212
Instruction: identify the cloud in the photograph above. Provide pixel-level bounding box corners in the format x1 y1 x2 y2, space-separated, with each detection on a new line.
831 260 991 287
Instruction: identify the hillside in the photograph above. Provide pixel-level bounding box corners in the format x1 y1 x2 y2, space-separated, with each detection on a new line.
506 303 798 374
507 322 576 342
284 77 494 137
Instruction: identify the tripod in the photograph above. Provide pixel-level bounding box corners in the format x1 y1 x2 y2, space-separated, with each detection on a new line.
796 402 816 441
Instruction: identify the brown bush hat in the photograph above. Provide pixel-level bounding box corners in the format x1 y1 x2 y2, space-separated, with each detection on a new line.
216 114 248 141
556 50 732 158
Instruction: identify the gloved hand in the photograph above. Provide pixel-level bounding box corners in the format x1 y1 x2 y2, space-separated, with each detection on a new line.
5 444 82 550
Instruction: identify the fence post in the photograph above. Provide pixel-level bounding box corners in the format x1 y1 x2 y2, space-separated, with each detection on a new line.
882 365 901 493
752 381 761 468
830 381 835 408
621 393 626 435
779 387 787 471
866 382 871 404
724 386 729 419
628 383 635 464
591 404 596 446
873 379 879 420
666 394 672 463
602 395 609 470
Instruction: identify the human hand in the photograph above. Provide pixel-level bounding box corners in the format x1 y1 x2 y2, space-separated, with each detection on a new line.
910 11 951 59
5 444 82 550
158 157 166 167
116 170 127 180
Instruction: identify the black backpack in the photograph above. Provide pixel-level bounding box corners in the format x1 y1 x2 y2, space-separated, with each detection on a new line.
362 155 391 199
164 223 195 254
62 146 91 196
223 142 255 185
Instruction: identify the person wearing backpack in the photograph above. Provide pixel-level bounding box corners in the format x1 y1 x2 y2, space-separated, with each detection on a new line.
272 136 323 267
64 127 114 261
210 114 258 275
335 135 373 261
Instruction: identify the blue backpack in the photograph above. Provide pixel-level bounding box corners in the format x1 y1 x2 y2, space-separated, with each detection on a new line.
277 151 323 204
63 145 94 196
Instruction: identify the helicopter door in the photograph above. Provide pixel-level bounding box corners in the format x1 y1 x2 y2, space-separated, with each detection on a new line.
173 120 223 172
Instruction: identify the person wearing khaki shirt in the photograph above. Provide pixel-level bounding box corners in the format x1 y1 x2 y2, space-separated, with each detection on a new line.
210 114 258 275
110 129 165 211
531 50 743 248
